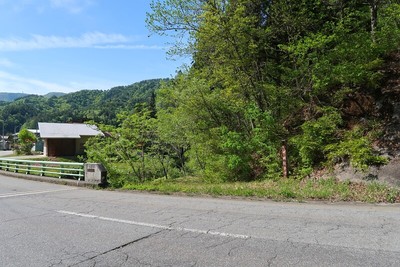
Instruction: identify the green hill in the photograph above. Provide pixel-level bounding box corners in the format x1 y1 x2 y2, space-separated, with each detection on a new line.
0 93 29 102
0 79 167 134
44 92 66 98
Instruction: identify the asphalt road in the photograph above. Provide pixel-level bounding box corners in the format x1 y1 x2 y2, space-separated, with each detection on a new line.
1 175 400 267
0 150 13 157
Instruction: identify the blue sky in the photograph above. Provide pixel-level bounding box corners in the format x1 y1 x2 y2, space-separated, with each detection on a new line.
0 0 189 95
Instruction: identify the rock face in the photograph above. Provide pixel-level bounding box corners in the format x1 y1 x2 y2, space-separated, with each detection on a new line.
333 158 400 187
377 52 400 158
333 52 400 187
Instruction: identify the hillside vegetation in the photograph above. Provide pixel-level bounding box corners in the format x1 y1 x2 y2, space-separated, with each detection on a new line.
85 0 400 189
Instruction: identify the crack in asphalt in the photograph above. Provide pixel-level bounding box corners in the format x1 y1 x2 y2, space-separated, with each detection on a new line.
266 253 278 267
47 249 98 267
69 230 164 267
204 238 236 249
227 238 249 257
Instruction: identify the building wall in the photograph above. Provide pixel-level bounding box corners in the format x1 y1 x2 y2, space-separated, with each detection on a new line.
75 136 90 155
46 138 77 157
43 139 48 156
43 136 94 157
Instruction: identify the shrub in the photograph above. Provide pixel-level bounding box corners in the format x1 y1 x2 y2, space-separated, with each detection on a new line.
17 128 37 155
291 107 342 175
325 126 387 171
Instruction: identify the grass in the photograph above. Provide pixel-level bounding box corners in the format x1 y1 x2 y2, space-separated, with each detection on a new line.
121 176 400 203
15 156 81 162
3 155 398 203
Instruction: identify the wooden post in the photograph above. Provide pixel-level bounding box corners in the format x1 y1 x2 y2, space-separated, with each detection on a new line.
281 141 288 178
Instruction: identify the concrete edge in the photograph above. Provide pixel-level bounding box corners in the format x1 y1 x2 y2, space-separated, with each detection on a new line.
0 170 97 187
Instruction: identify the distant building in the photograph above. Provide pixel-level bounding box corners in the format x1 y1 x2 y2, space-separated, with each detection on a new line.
28 129 40 137
38 122 104 157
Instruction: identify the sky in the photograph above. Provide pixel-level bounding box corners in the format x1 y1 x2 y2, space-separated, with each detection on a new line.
0 0 189 95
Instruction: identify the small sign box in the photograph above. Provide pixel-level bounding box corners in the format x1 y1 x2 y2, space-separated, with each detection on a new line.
84 163 107 185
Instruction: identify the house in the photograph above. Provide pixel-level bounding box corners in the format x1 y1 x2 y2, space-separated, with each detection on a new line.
38 122 104 157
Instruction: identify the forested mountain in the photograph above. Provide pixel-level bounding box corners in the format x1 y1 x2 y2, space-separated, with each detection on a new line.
44 92 66 98
0 79 166 134
0 93 29 102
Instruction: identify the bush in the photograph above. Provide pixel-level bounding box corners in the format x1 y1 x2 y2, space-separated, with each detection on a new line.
325 127 387 170
17 128 37 155
291 107 342 175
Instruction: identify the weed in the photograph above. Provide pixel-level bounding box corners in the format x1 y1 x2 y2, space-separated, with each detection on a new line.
121 176 399 203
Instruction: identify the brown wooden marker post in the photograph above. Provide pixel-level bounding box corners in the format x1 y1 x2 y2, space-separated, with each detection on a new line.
281 141 288 178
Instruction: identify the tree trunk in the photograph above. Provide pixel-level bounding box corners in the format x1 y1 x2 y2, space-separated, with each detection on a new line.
370 0 379 42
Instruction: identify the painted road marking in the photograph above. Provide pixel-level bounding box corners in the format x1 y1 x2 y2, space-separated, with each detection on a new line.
57 210 250 239
0 188 78 198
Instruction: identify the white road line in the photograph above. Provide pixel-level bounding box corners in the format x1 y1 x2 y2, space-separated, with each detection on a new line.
57 210 250 239
0 188 78 198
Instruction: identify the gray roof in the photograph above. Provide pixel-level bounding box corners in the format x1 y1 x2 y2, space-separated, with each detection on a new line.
38 123 104 139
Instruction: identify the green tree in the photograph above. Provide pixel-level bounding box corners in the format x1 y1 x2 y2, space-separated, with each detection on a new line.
85 105 182 186
17 128 37 155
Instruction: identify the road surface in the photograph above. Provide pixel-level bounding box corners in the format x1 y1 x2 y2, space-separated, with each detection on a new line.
0 150 13 157
0 175 399 266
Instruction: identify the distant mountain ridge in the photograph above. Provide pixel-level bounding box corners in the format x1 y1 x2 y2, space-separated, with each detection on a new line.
44 92 66 98
0 93 29 102
0 92 66 102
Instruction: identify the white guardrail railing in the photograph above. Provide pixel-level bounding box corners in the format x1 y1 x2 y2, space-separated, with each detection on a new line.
0 158 84 180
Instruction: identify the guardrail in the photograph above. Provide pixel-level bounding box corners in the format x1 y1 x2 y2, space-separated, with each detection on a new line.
0 158 84 180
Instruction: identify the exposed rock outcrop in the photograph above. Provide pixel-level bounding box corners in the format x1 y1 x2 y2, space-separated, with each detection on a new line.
331 51 400 186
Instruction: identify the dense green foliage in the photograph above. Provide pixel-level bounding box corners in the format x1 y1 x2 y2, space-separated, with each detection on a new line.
86 0 400 187
17 128 37 155
134 0 399 183
88 0 400 186
0 79 165 134
85 106 184 187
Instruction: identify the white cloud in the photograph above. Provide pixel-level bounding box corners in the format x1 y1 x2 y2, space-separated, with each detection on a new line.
0 71 75 94
0 32 165 51
0 32 133 51
93 44 167 50
0 0 94 14
0 58 15 68
0 0 45 13
0 70 123 95
50 0 94 14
